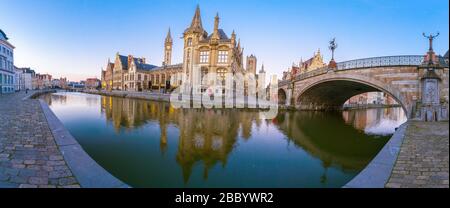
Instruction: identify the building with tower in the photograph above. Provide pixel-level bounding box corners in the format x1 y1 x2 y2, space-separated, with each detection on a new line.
246 55 257 74
101 5 265 94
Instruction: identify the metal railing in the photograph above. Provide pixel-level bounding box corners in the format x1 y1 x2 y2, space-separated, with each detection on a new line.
279 55 449 87
336 55 425 70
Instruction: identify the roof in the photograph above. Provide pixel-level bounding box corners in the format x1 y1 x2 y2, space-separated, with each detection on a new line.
106 62 115 71
118 55 130 69
444 50 449 59
153 63 183 71
136 62 158 71
206 29 229 40
118 55 146 70
0 29 8 41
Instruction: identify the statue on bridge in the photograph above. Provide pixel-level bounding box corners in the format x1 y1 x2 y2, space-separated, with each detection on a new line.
422 32 440 66
328 38 338 69
422 32 439 52
329 38 338 61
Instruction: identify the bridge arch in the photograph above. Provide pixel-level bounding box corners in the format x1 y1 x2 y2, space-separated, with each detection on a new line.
278 88 287 105
295 73 410 118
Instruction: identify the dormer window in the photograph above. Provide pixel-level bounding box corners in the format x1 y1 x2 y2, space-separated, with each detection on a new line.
187 38 192 46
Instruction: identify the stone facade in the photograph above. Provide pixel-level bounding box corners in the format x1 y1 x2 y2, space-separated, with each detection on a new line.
102 6 261 94
181 6 251 94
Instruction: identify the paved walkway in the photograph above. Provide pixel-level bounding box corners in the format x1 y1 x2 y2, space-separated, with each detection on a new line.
386 121 449 188
0 91 80 188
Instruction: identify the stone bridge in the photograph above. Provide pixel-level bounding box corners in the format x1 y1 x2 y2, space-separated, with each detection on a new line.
278 55 449 120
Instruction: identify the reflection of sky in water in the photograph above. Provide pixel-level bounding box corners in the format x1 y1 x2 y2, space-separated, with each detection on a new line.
342 107 407 136
40 92 401 188
364 118 407 136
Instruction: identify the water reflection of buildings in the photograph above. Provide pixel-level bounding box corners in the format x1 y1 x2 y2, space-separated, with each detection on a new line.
275 111 390 184
100 96 260 183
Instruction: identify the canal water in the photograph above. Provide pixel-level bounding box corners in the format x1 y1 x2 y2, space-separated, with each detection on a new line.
40 92 407 188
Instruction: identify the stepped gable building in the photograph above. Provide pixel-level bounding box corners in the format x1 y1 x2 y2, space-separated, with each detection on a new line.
298 49 326 74
282 49 326 81
101 60 114 90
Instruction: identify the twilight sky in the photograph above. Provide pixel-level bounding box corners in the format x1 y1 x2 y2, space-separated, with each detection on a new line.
1 0 449 81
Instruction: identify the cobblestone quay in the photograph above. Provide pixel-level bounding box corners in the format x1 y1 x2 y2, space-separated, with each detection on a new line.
0 91 80 188
386 121 449 188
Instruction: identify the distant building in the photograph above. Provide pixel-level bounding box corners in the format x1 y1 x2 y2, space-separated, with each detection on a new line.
281 49 326 81
33 73 52 89
85 78 100 89
0 29 15 94
19 67 35 90
59 77 68 89
345 92 398 106
14 66 23 91
103 61 114 91
298 49 326 74
68 81 84 89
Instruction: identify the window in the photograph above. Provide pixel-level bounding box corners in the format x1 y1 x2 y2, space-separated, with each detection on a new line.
138 74 141 81
218 51 228 63
201 67 208 85
187 38 192 46
217 68 227 82
0 56 4 70
200 51 209 63
144 75 147 81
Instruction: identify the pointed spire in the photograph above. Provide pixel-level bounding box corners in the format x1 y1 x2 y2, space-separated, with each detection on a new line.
165 27 172 43
190 5 203 30
214 13 220 32
231 30 236 46
211 12 220 40
259 63 266 73
237 38 241 49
